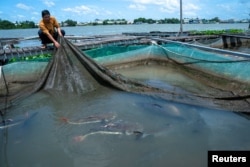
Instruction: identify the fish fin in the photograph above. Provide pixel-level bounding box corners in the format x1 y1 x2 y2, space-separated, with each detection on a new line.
74 135 85 142
60 117 69 123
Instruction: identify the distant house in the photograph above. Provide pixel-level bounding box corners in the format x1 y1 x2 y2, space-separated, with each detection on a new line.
189 18 202 24
241 19 249 23
107 20 115 24
115 20 127 24
94 19 103 25
134 21 143 24
62 22 68 26
183 18 190 24
127 20 134 24
220 19 235 23
77 22 89 26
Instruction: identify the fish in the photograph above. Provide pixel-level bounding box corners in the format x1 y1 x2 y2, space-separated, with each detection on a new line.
73 130 147 142
101 121 150 139
73 120 149 142
61 112 116 125
0 112 38 129
74 131 123 142
0 119 23 129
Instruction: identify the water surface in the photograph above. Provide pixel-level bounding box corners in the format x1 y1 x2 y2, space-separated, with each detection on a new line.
0 23 248 38
1 63 250 167
1 23 250 167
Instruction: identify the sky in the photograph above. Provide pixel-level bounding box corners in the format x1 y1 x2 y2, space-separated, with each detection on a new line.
0 0 249 23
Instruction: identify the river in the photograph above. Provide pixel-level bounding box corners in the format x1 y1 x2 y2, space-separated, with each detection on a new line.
0 23 249 38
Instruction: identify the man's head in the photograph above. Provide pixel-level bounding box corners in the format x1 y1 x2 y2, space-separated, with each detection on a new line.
42 10 50 22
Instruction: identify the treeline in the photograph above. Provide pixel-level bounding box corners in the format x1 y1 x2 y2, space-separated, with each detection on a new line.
0 16 248 29
0 19 37 29
133 17 221 24
0 18 79 29
61 19 77 26
134 17 180 24
81 17 234 25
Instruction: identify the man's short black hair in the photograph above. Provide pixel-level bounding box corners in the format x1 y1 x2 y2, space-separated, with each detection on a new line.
42 10 50 17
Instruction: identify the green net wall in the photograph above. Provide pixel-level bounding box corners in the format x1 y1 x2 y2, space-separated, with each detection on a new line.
161 43 250 82
84 43 250 83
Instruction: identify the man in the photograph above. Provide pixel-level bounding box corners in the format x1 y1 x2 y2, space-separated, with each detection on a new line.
38 10 65 48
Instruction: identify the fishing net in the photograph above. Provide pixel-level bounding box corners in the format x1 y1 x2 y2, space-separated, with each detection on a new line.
1 36 250 113
0 37 166 112
189 38 223 48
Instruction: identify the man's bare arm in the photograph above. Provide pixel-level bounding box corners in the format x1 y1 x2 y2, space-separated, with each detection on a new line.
46 33 60 48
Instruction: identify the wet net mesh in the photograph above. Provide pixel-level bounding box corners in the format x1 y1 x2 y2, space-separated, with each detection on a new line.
1 36 250 113
0 37 165 111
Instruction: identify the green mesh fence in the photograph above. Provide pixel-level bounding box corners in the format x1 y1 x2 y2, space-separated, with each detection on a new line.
161 43 250 82
84 43 250 83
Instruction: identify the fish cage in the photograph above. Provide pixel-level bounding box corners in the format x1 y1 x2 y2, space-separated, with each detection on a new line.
1 37 250 167
84 39 250 104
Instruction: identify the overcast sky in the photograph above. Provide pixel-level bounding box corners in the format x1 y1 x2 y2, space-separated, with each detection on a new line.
0 0 249 23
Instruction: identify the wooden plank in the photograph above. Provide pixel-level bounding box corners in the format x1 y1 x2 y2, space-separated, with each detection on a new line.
26 47 37 54
17 48 24 53
165 35 219 41
22 47 30 51
222 34 250 39
30 46 41 51
0 49 4 56
29 46 38 50
10 48 18 54
4 49 11 55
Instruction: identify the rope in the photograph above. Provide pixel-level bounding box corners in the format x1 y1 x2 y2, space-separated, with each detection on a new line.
0 66 9 116
150 41 250 102
0 66 9 95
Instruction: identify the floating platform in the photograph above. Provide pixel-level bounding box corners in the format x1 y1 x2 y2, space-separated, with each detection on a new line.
0 33 249 64
221 34 250 48
70 35 144 50
0 35 146 64
123 32 219 42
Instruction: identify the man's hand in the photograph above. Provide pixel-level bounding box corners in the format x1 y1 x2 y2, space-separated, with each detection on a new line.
46 33 60 48
54 41 60 48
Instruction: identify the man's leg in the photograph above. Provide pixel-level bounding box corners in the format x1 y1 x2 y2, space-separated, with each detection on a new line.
61 29 66 36
38 30 52 48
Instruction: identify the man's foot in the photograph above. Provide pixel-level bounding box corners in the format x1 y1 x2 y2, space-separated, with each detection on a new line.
41 44 47 49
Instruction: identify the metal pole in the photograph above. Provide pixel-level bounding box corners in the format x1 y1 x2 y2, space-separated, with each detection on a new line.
179 0 183 36
249 13 250 29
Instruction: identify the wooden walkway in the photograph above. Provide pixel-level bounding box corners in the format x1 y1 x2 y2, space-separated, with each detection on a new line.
221 34 250 48
163 35 220 42
122 31 190 37
0 35 145 62
0 46 54 63
0 33 227 62
221 34 250 39
72 35 144 49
